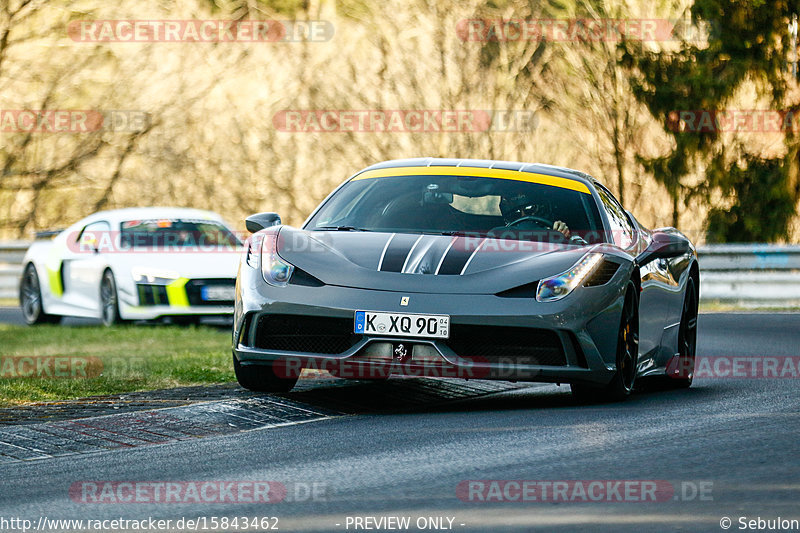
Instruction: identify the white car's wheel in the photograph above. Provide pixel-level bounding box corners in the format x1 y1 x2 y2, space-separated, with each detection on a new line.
20 264 61 325
100 270 125 326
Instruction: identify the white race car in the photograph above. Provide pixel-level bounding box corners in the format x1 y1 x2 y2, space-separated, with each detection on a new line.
19 207 243 326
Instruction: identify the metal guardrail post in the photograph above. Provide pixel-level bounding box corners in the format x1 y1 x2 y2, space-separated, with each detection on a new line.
0 241 32 300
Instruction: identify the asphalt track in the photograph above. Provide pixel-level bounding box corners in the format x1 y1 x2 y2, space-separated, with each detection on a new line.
0 311 799 532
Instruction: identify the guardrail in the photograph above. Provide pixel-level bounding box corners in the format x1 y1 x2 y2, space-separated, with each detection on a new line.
1 241 799 307
0 241 30 300
698 244 800 307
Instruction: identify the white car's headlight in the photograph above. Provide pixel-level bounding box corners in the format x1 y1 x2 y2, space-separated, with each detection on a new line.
131 267 180 285
261 232 294 287
536 253 603 302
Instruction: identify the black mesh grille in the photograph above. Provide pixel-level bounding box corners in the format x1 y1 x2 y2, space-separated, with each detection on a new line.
137 284 168 306
445 324 566 366
584 260 619 287
254 314 361 354
185 278 235 306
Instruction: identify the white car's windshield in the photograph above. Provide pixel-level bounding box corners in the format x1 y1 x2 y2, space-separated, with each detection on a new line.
120 218 242 248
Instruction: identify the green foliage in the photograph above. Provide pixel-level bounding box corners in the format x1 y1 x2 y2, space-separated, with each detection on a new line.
706 155 796 242
623 0 800 241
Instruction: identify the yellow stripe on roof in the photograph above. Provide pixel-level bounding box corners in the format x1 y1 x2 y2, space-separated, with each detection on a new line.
351 166 591 194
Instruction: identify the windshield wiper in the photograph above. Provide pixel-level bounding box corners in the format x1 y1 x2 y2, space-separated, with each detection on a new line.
315 226 372 232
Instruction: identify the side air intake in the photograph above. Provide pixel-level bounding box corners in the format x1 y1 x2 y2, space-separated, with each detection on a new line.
583 260 620 287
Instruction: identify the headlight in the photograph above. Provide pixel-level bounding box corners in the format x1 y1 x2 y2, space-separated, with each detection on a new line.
261 232 294 286
536 253 603 302
131 267 179 285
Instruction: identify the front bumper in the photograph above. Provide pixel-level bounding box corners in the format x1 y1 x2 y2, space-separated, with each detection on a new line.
119 277 235 320
233 267 628 386
120 303 234 320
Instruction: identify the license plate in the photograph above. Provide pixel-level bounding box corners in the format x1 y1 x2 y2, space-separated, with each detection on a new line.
354 311 450 339
201 285 235 301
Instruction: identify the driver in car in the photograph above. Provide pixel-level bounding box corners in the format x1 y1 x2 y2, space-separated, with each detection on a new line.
498 193 572 238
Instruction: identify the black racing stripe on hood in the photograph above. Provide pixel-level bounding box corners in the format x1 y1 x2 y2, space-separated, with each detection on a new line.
379 233 421 272
437 237 475 275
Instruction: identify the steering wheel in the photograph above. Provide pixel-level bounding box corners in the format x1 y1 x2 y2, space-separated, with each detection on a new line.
505 215 554 230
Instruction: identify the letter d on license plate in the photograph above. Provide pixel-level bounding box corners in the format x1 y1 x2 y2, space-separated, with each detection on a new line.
354 311 449 339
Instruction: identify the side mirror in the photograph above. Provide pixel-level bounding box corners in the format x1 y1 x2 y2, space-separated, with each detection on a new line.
636 230 690 266
245 212 281 233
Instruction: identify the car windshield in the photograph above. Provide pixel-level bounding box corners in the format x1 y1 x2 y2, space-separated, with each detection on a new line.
120 218 242 248
305 174 605 243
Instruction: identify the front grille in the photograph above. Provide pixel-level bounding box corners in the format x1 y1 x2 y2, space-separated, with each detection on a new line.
254 314 361 354
445 324 567 366
137 284 168 306
185 278 235 306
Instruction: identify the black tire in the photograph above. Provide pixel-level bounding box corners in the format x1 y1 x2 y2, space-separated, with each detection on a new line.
233 353 298 392
19 264 61 325
571 280 639 403
666 276 699 388
100 270 125 326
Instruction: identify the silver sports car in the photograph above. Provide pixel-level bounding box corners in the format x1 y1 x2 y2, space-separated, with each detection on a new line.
233 158 698 402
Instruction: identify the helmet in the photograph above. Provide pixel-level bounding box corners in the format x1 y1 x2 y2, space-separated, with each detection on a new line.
499 192 550 222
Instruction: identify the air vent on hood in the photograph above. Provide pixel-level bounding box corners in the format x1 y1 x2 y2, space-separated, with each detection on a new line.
496 282 539 298
289 268 325 287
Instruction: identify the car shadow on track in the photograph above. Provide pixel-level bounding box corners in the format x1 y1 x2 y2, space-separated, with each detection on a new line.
279 375 722 417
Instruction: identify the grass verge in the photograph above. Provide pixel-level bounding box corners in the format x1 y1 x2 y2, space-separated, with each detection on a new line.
0 323 232 406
